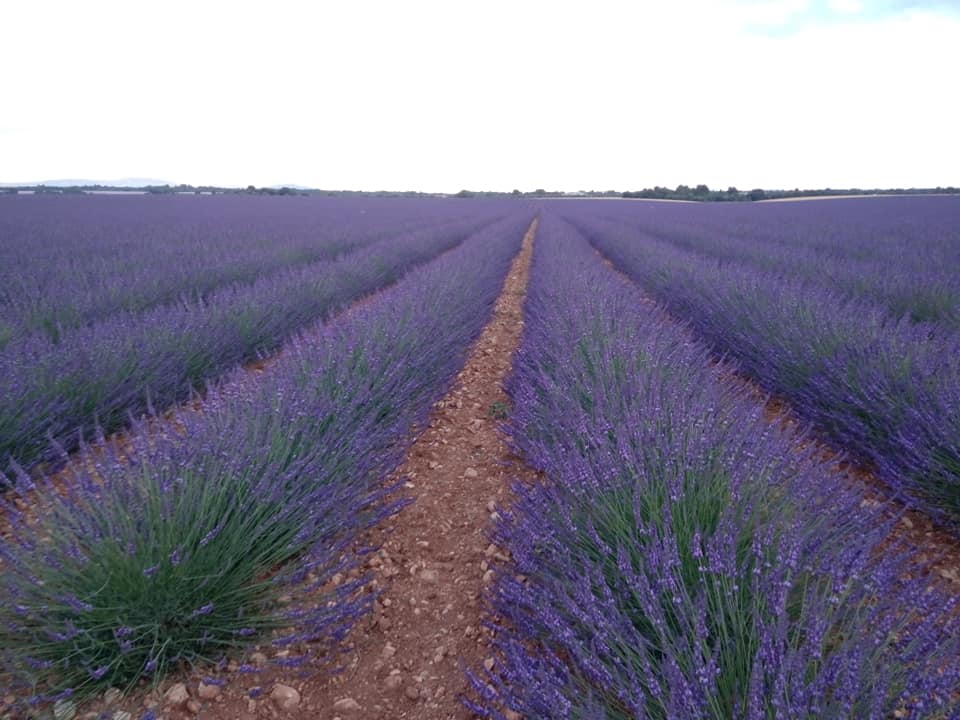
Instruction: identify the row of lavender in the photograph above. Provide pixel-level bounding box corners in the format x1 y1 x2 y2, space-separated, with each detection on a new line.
556 199 960 528
561 197 960 329
470 215 959 719
0 211 533 709
0 206 503 472
0 195 482 345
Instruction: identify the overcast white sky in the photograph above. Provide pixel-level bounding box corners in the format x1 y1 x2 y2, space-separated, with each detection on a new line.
1 0 958 192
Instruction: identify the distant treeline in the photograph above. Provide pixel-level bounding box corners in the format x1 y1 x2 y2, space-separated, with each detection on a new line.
3 184 958 201
621 185 960 202
0 184 454 198
456 186 960 201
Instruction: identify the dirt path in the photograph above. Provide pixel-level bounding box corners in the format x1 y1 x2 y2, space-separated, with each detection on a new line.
288 217 538 719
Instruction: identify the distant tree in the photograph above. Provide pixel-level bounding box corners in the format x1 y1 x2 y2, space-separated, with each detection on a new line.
455 189 474 198
511 189 521 196
748 188 767 201
695 184 710 195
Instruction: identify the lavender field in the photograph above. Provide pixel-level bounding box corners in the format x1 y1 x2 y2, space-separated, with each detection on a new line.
554 197 960 528
1 195 958 719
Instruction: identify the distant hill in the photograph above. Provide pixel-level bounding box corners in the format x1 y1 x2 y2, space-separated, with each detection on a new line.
0 177 174 188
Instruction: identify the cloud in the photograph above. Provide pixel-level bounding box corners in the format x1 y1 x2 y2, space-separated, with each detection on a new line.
734 0 811 26
826 0 864 14
736 0 960 34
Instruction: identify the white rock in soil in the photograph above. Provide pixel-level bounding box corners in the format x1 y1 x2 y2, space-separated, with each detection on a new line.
420 569 440 583
271 684 301 712
103 688 122 707
53 699 76 720
164 683 190 707
464 467 479 478
332 696 362 712
197 681 221 700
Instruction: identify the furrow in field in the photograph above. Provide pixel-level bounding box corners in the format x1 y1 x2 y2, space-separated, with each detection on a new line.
295 218 537 720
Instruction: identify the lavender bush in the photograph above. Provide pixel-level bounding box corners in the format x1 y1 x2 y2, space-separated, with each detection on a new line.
0 212 531 708
467 215 959 719
0 210 502 473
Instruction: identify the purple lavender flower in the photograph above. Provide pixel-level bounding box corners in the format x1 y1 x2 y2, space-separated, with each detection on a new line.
198 523 223 547
190 603 214 618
